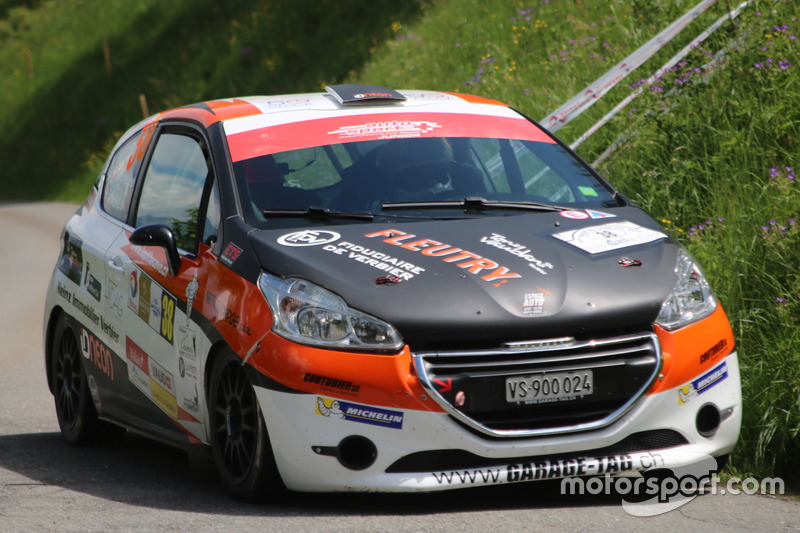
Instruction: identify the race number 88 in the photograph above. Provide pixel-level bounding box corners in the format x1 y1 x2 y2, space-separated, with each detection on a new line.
160 293 175 343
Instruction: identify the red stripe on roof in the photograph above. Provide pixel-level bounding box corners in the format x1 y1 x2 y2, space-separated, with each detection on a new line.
227 112 554 162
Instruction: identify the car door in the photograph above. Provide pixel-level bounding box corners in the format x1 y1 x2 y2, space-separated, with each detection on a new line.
54 126 154 422
104 123 221 446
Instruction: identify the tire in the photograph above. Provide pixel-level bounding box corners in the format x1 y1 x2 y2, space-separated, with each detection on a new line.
51 315 126 445
209 349 284 502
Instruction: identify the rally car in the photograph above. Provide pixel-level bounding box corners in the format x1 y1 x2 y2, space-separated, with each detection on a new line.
43 84 740 501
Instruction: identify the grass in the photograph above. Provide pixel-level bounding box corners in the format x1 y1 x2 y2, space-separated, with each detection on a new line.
2 0 798 488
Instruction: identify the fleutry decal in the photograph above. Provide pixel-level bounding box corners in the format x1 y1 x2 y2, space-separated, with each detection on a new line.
364 229 521 285
553 221 666 254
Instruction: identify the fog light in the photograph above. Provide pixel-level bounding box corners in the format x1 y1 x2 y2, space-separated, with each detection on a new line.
337 435 377 470
696 403 721 437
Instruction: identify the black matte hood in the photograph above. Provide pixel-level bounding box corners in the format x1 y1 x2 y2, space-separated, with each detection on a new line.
250 207 680 347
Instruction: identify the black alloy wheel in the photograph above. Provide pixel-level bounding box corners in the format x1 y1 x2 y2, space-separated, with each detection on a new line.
51 315 125 445
209 349 283 502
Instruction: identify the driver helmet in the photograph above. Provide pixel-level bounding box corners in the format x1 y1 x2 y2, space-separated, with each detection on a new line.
376 138 452 201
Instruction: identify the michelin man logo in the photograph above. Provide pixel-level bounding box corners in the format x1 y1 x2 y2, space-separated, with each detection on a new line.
678 383 698 405
317 397 345 419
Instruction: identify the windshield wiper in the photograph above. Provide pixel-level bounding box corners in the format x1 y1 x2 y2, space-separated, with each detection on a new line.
261 206 374 221
381 197 570 213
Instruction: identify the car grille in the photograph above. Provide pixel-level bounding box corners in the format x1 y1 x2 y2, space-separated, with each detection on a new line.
412 332 661 438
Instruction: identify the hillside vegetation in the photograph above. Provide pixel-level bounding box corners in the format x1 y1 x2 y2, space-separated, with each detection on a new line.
1 0 798 487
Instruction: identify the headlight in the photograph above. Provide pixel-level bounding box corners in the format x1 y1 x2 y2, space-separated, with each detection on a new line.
655 248 717 330
258 272 404 351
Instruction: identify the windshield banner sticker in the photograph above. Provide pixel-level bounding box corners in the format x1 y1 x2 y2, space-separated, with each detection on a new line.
226 111 555 162
552 222 667 254
328 120 442 140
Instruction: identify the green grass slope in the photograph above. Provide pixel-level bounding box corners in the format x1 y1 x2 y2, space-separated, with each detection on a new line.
1 0 797 488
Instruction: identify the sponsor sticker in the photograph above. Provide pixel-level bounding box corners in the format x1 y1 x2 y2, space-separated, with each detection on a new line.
185 273 199 324
125 337 179 418
700 338 727 365
182 384 201 414
277 230 341 247
586 209 616 219
432 451 664 487
522 292 546 315
130 267 176 344
553 221 667 254
58 233 84 285
126 337 151 395
321 240 426 281
304 373 360 395
84 264 102 302
480 233 554 275
220 243 243 266
328 120 441 141
316 397 403 429
178 326 197 360
80 327 115 381
108 280 125 318
364 229 520 285
559 210 590 220
678 361 728 405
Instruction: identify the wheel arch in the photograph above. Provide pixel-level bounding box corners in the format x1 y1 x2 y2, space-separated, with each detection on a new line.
44 306 65 394
203 339 240 403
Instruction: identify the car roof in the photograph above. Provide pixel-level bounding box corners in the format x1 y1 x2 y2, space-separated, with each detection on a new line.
108 86 502 159
108 85 543 167
158 85 509 129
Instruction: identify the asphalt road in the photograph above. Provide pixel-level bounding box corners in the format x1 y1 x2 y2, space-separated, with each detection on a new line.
0 201 798 533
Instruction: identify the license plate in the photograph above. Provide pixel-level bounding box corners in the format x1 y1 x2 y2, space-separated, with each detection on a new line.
505 370 593 403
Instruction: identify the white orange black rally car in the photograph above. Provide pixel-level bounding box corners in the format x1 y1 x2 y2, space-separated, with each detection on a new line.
43 84 740 501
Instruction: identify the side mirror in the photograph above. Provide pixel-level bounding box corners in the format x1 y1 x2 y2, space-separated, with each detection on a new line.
129 224 181 276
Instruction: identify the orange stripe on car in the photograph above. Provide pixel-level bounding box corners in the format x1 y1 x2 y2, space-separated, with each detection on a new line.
250 333 444 413
647 304 735 394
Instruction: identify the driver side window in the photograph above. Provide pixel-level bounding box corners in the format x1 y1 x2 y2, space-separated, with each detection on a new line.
135 131 212 254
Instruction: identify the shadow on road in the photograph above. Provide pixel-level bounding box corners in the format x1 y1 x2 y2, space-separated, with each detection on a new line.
0 431 624 516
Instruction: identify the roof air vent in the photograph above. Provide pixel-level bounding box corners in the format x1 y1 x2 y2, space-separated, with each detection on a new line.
325 84 406 105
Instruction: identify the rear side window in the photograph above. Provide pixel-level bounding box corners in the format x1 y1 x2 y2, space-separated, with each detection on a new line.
102 131 143 221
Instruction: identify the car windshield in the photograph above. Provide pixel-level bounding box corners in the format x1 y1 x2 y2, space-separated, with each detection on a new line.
232 134 619 228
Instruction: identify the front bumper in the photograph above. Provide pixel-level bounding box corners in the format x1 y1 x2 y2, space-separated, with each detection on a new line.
253 352 741 492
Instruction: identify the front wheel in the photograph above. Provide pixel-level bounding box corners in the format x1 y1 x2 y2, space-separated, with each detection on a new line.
208 349 284 502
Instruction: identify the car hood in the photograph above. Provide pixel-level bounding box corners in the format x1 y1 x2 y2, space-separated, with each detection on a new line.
249 208 679 345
